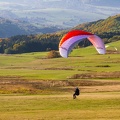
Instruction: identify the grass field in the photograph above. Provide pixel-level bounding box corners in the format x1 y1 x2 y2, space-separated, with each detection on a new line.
0 41 120 119
0 93 120 120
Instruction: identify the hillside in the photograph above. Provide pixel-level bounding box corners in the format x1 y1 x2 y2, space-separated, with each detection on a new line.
0 0 120 29
72 14 120 43
0 0 120 38
0 14 120 54
0 17 62 38
74 14 120 34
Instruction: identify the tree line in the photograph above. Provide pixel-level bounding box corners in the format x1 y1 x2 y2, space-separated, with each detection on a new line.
0 33 63 54
0 30 119 54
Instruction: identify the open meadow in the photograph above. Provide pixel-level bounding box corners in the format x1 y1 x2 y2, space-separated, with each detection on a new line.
0 41 120 119
0 93 120 120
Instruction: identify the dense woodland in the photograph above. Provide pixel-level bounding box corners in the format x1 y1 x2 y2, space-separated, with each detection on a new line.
0 14 120 54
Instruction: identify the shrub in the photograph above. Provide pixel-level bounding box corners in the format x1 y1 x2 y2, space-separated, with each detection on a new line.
47 50 60 58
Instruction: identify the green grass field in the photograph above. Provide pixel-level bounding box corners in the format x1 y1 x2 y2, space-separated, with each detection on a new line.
0 47 120 80
0 41 120 119
0 93 120 120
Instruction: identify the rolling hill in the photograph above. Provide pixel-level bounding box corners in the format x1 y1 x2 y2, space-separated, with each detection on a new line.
0 0 120 29
0 17 62 38
0 14 120 54
0 0 120 38
73 14 120 34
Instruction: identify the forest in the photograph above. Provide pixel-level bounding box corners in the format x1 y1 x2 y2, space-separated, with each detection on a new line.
0 14 120 54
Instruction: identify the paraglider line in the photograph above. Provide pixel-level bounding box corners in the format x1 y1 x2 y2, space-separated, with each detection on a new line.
97 47 103 49
60 47 68 51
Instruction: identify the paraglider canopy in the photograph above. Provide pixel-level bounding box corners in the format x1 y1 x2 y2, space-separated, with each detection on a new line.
59 30 106 58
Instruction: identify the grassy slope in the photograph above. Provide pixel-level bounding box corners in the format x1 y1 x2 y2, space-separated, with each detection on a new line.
0 41 120 120
0 41 120 80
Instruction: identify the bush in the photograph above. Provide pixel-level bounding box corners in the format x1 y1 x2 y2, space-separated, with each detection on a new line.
47 50 60 58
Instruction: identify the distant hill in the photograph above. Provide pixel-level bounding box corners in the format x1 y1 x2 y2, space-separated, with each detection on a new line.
71 14 120 43
0 0 120 28
0 14 120 54
73 14 120 34
0 17 62 38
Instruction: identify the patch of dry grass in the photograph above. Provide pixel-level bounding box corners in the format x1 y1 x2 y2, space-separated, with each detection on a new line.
69 71 120 79
0 76 120 94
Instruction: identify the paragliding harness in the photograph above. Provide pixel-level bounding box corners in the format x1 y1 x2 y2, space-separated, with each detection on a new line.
73 87 80 99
